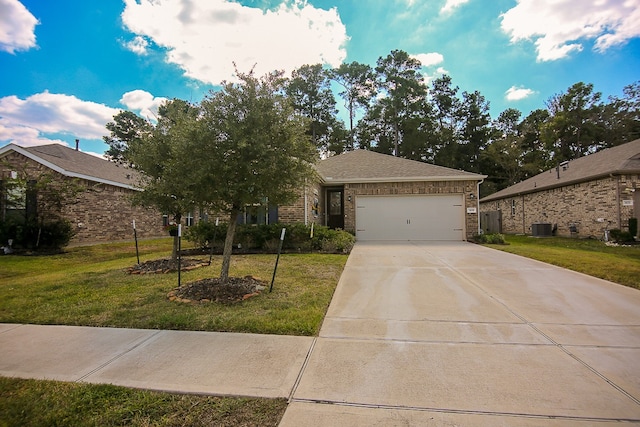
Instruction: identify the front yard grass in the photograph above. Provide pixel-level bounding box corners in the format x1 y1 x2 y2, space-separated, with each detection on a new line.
0 238 347 426
0 377 287 427
486 235 640 289
0 238 348 335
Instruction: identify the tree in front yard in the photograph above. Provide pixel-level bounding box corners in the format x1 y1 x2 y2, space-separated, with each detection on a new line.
105 99 200 260
194 69 317 282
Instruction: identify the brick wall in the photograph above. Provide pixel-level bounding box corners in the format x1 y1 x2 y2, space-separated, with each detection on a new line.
277 182 323 226
480 174 639 238
63 179 164 243
342 180 480 240
1 151 165 244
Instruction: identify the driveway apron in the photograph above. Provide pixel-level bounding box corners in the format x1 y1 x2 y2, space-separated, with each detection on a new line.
281 241 640 426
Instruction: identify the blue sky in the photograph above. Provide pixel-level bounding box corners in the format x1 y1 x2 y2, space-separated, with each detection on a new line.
1 0 639 156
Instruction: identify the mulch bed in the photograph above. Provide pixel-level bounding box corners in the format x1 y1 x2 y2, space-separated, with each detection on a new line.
168 276 267 304
127 258 209 274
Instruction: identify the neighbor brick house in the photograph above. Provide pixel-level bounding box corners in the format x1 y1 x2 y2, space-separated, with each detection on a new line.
0 143 165 244
479 138 640 239
1 143 486 244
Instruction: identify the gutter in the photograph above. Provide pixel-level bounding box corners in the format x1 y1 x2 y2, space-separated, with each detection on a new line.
322 175 487 185
1 144 140 191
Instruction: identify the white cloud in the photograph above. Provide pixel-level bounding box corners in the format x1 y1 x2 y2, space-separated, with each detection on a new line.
505 86 535 101
0 91 120 146
501 0 640 61
0 0 38 53
411 52 444 67
120 0 348 85
125 35 149 55
120 90 168 120
440 0 470 15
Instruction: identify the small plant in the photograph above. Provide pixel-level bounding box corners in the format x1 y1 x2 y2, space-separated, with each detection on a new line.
472 233 507 244
609 229 634 243
629 217 638 238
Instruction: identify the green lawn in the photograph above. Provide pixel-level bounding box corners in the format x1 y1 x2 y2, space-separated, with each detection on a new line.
0 377 287 427
485 235 640 289
0 238 347 335
0 238 347 426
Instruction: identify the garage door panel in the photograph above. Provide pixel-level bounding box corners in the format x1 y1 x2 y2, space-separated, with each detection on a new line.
356 195 464 241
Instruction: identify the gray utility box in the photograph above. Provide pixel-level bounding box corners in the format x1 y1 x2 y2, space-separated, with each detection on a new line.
532 223 553 237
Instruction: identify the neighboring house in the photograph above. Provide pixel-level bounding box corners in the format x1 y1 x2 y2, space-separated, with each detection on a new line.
479 138 640 239
1 143 486 244
0 143 165 244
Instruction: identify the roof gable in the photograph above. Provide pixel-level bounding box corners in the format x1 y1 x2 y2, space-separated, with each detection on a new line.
0 143 139 190
316 149 485 183
481 138 640 202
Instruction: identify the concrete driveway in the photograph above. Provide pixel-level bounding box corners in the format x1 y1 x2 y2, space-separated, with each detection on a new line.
281 241 640 426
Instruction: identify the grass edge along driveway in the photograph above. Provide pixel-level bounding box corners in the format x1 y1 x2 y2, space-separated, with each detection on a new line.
484 234 640 290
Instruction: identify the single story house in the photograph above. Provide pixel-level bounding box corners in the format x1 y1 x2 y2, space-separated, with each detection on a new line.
308 150 486 241
0 143 165 244
479 138 640 239
1 143 486 244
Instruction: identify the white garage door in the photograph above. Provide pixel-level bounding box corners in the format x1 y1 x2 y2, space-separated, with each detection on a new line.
355 195 465 241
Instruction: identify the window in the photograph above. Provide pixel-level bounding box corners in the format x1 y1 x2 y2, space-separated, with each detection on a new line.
185 212 194 227
238 204 278 225
1 177 36 222
162 215 169 227
511 199 516 216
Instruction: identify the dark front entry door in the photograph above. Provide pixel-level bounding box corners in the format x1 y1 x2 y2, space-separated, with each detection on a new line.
326 189 344 229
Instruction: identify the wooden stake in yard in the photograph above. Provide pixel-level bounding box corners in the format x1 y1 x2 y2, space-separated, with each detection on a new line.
177 224 182 288
133 220 140 265
269 227 286 293
209 217 219 266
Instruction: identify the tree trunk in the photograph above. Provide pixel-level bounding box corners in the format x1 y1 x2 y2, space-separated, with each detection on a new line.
171 214 182 261
171 236 179 261
220 210 239 283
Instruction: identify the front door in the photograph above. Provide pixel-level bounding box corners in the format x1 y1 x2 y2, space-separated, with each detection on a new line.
326 189 344 229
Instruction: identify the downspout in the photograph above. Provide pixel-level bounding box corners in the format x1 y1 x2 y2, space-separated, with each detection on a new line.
615 175 621 230
522 195 526 234
476 179 483 235
304 180 308 226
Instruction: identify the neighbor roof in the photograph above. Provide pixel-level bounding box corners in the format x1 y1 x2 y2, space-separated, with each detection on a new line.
0 143 139 190
316 149 486 184
481 138 640 203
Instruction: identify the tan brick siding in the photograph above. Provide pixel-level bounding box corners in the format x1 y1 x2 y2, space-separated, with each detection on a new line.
1 151 166 244
342 180 480 240
480 174 639 238
277 182 323 226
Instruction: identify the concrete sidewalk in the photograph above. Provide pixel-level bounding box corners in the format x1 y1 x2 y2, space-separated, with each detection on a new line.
2 241 640 426
0 323 313 398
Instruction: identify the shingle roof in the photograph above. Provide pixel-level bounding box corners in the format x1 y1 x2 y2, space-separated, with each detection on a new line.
316 149 485 183
0 143 139 189
481 138 640 203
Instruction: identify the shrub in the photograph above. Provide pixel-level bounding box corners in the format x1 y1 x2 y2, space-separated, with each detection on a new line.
0 219 75 252
472 233 506 244
629 218 638 238
609 229 634 243
185 221 355 253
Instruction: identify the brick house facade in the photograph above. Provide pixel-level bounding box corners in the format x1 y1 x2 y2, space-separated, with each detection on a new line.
2 143 485 244
479 139 640 239
1 144 165 245
313 150 485 240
